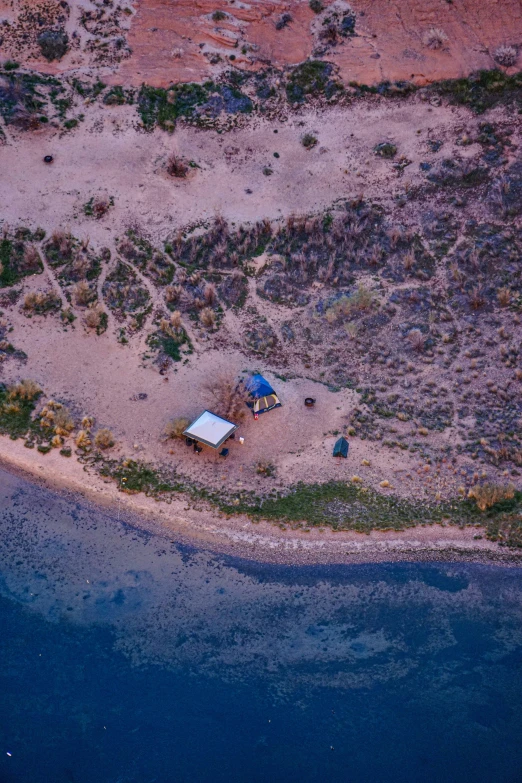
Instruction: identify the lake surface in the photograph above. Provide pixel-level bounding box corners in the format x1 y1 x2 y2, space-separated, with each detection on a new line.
1 468 522 783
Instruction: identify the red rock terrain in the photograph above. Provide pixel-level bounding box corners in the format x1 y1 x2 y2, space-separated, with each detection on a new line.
1 0 521 85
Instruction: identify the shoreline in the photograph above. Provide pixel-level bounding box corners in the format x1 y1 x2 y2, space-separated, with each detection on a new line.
1 436 521 568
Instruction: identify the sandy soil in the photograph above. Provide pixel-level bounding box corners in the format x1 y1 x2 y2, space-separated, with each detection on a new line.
0 97 482 242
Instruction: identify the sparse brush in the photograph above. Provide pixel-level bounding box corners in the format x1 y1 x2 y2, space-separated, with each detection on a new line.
423 27 448 50
94 428 115 449
54 406 74 436
84 307 105 330
256 461 276 477
204 375 246 422
301 133 318 149
82 415 94 430
22 244 41 271
204 283 217 305
469 287 485 310
324 285 375 324
8 379 41 401
407 328 425 351
165 284 182 303
91 196 112 219
167 154 188 178
403 251 415 270
494 45 518 68
74 280 95 306
497 287 512 307
164 416 191 439
200 307 216 328
170 310 183 330
468 482 515 511
51 230 73 257
75 429 91 449
51 434 63 448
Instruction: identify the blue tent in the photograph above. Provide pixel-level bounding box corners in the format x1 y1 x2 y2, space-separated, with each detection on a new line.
333 436 349 459
245 374 282 416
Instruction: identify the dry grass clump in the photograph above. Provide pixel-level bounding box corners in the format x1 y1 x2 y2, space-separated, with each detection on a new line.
164 416 191 439
166 154 188 178
165 284 183 304
200 307 216 328
8 379 41 402
423 27 448 50
160 311 184 338
494 45 518 67
84 306 106 330
39 400 74 437
94 428 115 449
23 290 61 314
468 483 515 511
204 375 246 422
325 284 374 324
73 280 95 306
497 287 512 307
75 429 91 449
22 244 41 271
406 328 425 351
469 287 485 310
50 230 73 257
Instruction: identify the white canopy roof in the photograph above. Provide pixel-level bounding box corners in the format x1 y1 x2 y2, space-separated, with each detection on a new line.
183 410 238 449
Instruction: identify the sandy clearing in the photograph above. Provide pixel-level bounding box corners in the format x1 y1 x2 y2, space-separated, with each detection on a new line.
0 97 473 242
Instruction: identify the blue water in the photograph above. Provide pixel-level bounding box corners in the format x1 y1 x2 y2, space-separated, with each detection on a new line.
1 469 522 783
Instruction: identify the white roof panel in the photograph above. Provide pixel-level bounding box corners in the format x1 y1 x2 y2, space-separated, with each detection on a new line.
183 410 238 449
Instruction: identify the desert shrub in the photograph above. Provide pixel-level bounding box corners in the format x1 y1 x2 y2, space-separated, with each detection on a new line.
468 483 515 511
94 428 115 449
73 280 95 306
423 28 448 50
204 375 246 422
167 154 188 178
212 10 227 21
44 231 75 266
200 307 216 328
374 142 397 158
23 290 61 315
256 461 276 477
301 133 318 149
8 379 41 401
309 0 323 12
165 284 182 304
275 12 292 30
494 45 518 68
54 406 74 436
203 283 217 305
164 416 190 439
469 286 485 310
84 306 107 333
406 328 425 351
497 287 512 307
325 285 374 324
37 29 68 61
75 429 91 449
84 195 113 219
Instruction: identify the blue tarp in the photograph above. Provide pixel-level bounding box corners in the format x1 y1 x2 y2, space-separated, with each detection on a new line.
245 374 276 400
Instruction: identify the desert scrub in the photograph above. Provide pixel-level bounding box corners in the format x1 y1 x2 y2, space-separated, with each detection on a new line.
468 483 515 512
22 289 61 315
0 238 43 286
83 195 114 219
103 86 134 105
286 60 342 103
44 231 77 267
494 45 518 68
108 459 184 496
94 428 115 449
204 374 247 422
423 28 448 50
166 154 188 178
39 400 74 438
84 306 108 334
434 69 522 114
324 285 375 324
37 29 69 61
0 380 42 439
301 133 318 149
102 261 150 315
164 416 191 439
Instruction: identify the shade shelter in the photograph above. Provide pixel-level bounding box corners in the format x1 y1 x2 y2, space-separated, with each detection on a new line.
183 410 238 449
333 436 349 459
245 374 282 416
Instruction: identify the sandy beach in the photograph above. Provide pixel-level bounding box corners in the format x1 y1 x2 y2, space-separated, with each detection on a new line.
1 434 520 567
